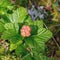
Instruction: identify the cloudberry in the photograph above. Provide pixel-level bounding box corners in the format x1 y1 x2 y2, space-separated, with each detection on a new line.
20 25 31 37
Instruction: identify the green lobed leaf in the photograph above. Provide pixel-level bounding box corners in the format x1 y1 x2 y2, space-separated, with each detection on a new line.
8 7 28 23
33 27 52 52
33 20 43 28
4 23 14 30
1 29 22 44
4 22 19 33
10 40 22 51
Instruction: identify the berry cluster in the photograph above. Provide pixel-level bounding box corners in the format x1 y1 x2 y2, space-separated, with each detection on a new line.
20 25 31 37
